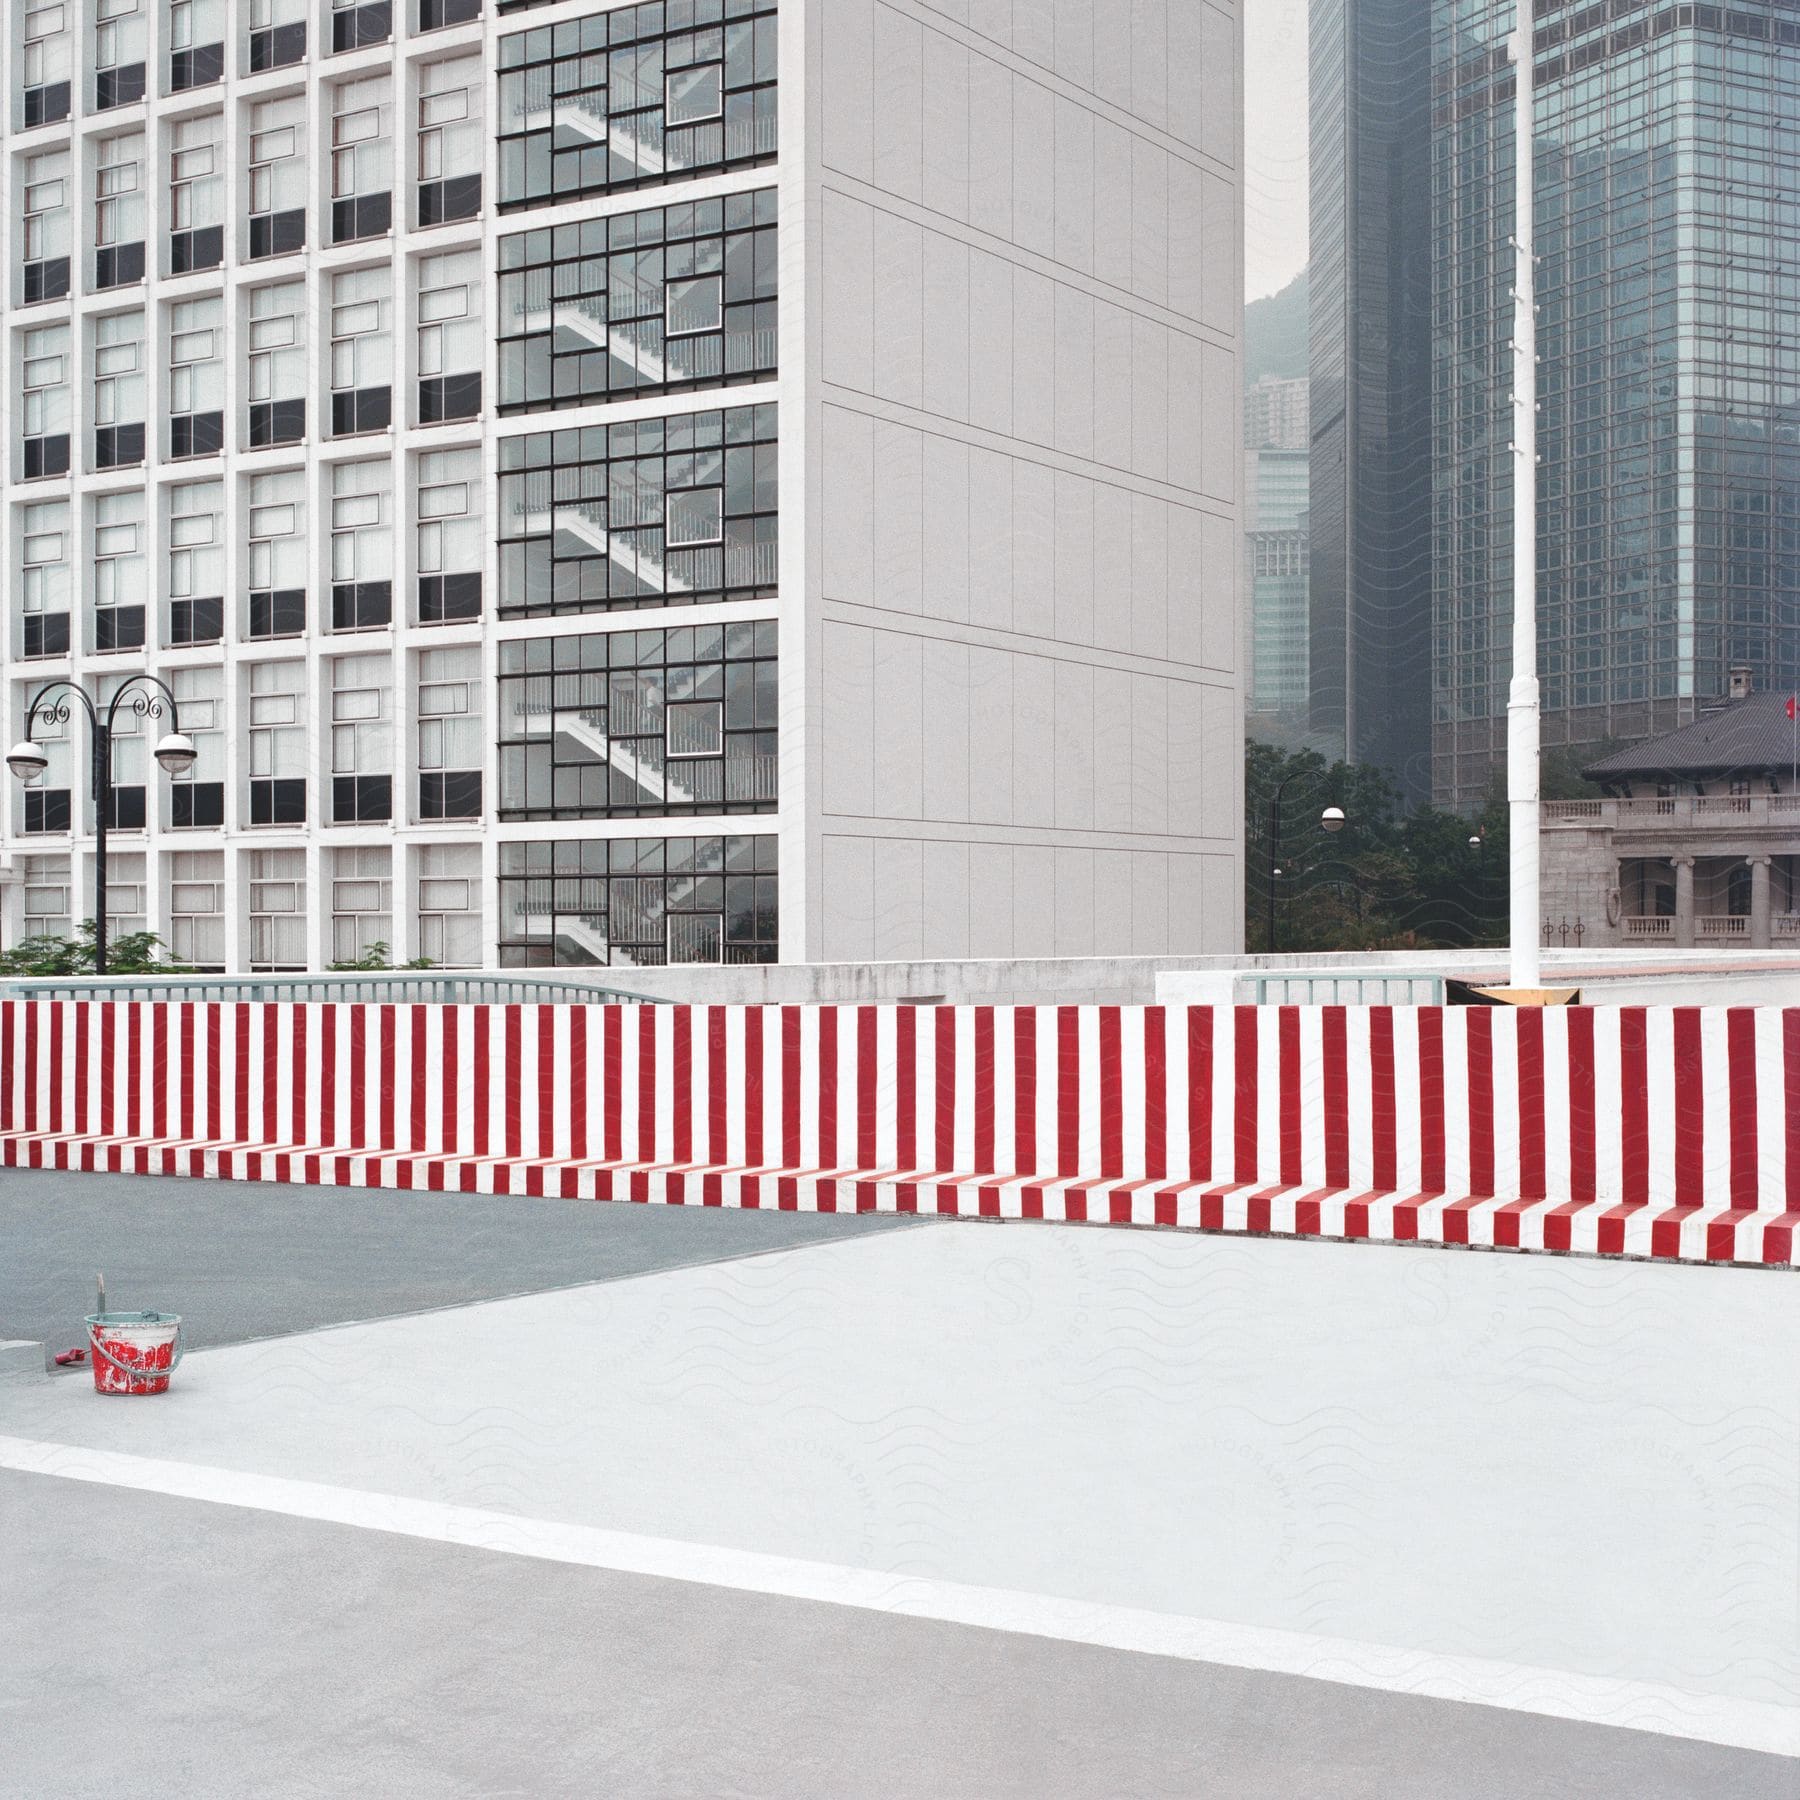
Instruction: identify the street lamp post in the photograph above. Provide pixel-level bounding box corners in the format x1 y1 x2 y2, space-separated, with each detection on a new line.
7 675 197 976
1265 775 1347 955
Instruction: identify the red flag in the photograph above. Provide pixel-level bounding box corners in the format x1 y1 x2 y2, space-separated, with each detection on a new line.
1789 695 1798 722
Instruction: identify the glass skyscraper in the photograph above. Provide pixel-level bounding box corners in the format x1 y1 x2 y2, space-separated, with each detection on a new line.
1430 0 1800 808
1307 0 1436 803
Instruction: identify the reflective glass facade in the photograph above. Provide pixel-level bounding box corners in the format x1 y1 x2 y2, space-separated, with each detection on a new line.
1430 0 1800 807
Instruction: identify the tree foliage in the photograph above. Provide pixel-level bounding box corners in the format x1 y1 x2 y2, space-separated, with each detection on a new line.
1245 743 1508 952
0 920 191 977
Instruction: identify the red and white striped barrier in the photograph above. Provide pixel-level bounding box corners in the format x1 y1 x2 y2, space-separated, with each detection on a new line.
1 1001 1794 1265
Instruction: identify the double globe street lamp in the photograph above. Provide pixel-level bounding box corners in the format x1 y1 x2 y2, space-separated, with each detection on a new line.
7 675 198 975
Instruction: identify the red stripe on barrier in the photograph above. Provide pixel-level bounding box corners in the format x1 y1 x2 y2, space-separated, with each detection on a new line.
48 1005 64 1136
0 1003 13 1133
1620 1009 1649 1206
287 1007 305 1147
974 1008 996 1177
857 1007 878 1171
240 1006 256 1145
504 1004 524 1159
1417 1008 1445 1194
1014 1008 1038 1177
73 1002 88 1137
347 1006 366 1151
1465 1009 1494 1197
638 1005 658 1165
1727 1009 1758 1210
1099 1008 1123 1181
1233 1008 1259 1185
206 1004 221 1142
538 1007 557 1159
743 1008 764 1168
25 1005 39 1135
818 1006 838 1170
1369 1007 1396 1193
782 1006 802 1170
1057 1008 1081 1179
1673 1008 1704 1207
1187 1007 1213 1182
130 1003 147 1142
1143 1007 1167 1183
1567 1006 1596 1203
1517 1008 1545 1199
318 1006 336 1149
603 1005 623 1165
1322 1007 1349 1191
670 1007 690 1165
1278 1007 1302 1188
1787 1012 1800 1215
935 1009 957 1173
440 1007 459 1154
708 1008 728 1165
896 1005 917 1171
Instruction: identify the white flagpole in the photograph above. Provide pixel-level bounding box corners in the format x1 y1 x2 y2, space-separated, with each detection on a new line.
1508 16 1541 991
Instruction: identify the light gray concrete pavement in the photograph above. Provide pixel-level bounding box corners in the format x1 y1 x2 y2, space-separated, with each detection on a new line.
4 1468 1794 1800
0 1165 917 1358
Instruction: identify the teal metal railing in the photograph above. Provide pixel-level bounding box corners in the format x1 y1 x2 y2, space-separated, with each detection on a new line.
0 972 657 1005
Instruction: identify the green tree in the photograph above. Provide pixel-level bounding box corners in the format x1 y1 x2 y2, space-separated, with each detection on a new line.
0 920 191 977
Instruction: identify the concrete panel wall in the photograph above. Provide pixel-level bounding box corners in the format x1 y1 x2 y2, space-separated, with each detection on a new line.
805 0 1242 962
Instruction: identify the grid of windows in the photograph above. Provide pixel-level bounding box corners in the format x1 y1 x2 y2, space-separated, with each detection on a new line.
498 403 777 618
496 2 777 206
498 621 776 820
498 189 776 414
497 835 777 967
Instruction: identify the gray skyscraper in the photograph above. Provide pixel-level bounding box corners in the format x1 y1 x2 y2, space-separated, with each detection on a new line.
1306 0 1435 803
1431 0 1800 808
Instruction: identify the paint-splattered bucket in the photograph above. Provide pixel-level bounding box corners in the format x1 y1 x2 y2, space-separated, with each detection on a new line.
85 1311 183 1395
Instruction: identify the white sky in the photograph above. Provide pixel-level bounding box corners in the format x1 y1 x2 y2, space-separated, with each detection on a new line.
1244 0 1311 301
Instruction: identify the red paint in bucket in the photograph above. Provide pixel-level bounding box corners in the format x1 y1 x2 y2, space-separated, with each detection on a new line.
85 1312 182 1395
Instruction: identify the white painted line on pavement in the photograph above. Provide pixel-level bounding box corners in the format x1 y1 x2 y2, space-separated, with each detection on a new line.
1 1431 1793 1760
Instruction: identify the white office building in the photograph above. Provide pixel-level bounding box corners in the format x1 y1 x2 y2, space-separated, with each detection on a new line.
0 0 1242 972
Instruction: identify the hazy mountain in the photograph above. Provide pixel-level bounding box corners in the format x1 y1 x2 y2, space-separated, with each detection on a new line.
1244 269 1308 386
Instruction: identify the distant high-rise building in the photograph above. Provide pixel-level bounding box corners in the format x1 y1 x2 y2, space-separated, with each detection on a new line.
1306 0 1434 802
1245 380 1311 744
1430 1 1800 808
1245 375 1310 453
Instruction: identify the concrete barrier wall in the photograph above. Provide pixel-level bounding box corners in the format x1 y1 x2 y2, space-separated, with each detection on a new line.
1 1000 1794 1266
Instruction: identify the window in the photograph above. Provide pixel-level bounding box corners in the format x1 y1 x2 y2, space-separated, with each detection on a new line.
498 622 775 820
20 855 72 941
246 0 304 70
497 836 777 967
416 446 483 621
20 151 71 303
168 480 223 645
247 470 305 636
416 844 480 967
167 666 224 825
168 115 223 272
497 403 777 618
18 706 71 832
331 849 392 966
21 2 72 126
18 498 71 658
247 282 305 446
94 137 146 289
247 848 306 967
166 851 224 966
416 250 482 422
418 57 481 224
247 98 306 257
93 0 146 107
497 190 776 414
169 297 225 457
92 491 146 652
330 267 393 435
168 0 224 89
96 674 149 828
496 3 777 206
330 654 392 822
332 78 393 242
93 313 146 469
331 0 390 53
330 462 393 629
417 645 481 819
247 664 305 825
419 0 478 27
19 324 72 479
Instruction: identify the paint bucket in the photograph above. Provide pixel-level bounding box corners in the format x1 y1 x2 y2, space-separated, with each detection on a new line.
85 1311 183 1396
